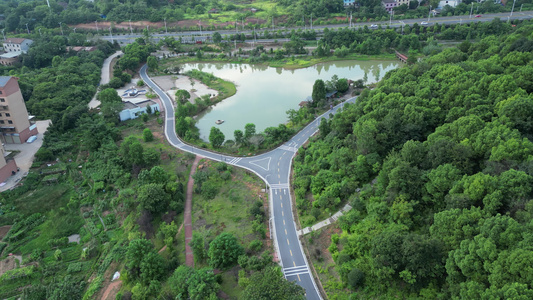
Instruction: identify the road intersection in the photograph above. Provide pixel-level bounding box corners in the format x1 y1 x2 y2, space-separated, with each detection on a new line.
140 64 354 299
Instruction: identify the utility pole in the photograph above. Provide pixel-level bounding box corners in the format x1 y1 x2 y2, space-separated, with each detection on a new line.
303 16 305 30
389 11 393 26
310 14 313 30
109 27 113 42
25 23 30 34
46 0 50 7
73 28 76 33
1 29 5 41
510 0 516 17
428 5 431 22
129 19 133 35
242 18 244 31
520 4 523 12
164 18 167 34
95 20 98 32
350 11 352 28
38 28 42 36
470 2 474 19
59 22 63 35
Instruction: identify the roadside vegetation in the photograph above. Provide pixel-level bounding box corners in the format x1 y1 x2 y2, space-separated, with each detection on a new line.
0 0 529 36
293 20 533 298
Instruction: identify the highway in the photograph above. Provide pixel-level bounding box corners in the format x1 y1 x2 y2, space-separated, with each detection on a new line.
101 11 533 44
140 64 354 299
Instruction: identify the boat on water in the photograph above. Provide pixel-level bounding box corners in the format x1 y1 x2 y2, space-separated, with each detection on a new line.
215 120 224 125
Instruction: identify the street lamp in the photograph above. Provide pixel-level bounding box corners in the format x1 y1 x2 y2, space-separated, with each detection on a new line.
469 2 473 19
510 0 517 17
38 28 42 36
310 13 313 30
1 29 5 41
129 19 133 35
95 20 98 32
109 27 113 42
59 22 63 35
427 5 431 22
164 17 168 34
25 23 30 34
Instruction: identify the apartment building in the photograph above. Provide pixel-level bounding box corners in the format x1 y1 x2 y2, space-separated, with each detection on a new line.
2 38 33 53
0 76 38 144
0 142 17 183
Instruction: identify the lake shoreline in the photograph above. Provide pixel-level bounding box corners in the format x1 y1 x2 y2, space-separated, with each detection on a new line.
159 53 399 71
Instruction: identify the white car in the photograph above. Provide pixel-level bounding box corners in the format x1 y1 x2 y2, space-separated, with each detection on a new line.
420 21 429 26
370 24 378 29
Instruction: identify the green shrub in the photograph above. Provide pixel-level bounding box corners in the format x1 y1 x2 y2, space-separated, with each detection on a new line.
143 128 154 142
248 239 263 252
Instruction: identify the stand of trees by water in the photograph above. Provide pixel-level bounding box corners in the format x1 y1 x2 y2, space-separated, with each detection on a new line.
293 21 533 298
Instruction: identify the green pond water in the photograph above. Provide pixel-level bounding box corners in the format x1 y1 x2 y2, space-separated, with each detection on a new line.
181 60 400 142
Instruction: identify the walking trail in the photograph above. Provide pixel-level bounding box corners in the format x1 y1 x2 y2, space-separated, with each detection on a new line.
185 155 203 267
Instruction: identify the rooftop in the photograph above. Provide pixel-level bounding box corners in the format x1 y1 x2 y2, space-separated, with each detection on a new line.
0 76 12 87
4 38 27 44
382 0 397 3
0 52 22 58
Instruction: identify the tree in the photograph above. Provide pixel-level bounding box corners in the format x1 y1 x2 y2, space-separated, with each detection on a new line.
127 239 153 277
209 126 225 148
175 89 191 104
98 88 123 123
234 129 244 145
242 267 305 300
336 78 349 93
312 79 326 105
143 128 154 142
168 266 218 300
138 183 171 213
190 232 206 262
140 252 165 284
147 56 158 71
244 123 256 140
208 232 244 269
213 32 222 44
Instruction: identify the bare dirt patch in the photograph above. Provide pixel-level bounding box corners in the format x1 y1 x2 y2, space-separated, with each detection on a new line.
0 256 17 276
0 225 11 240
96 262 122 300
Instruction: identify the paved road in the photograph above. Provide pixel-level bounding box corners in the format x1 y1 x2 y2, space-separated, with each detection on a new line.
103 11 533 44
141 64 354 299
88 50 123 109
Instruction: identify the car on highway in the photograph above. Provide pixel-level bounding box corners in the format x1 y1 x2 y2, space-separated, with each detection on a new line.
420 21 429 25
475 14 482 18
370 24 378 29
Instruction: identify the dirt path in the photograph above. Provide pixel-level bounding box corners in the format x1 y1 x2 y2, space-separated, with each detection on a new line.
185 155 203 267
100 280 122 300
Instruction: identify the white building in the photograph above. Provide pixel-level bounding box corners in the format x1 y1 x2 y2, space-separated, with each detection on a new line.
2 38 33 54
438 0 462 8
119 100 160 122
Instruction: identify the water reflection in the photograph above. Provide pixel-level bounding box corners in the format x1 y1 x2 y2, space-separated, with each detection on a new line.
180 60 399 141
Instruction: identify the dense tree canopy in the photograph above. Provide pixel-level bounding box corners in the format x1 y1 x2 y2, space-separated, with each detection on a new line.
295 22 533 298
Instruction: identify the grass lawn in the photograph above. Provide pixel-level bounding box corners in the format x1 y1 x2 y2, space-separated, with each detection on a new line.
9 184 72 217
192 162 265 244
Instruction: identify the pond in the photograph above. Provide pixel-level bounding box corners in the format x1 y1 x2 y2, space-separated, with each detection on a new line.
181 60 400 142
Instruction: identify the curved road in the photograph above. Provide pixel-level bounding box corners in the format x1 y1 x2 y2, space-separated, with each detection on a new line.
141 64 354 299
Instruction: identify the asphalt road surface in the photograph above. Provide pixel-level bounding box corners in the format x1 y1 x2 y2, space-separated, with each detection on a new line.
141 64 355 299
102 11 533 44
